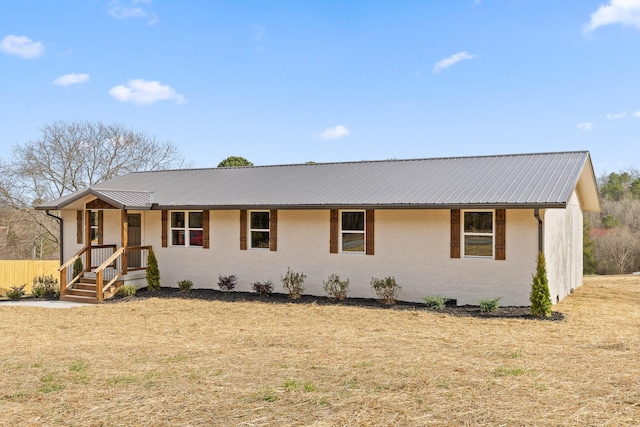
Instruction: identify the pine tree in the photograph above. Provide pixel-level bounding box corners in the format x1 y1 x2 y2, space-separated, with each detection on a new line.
146 248 161 291
530 251 552 317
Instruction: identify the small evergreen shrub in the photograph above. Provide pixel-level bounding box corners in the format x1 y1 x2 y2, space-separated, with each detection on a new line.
31 275 60 299
146 248 161 291
281 268 306 299
530 251 552 318
323 273 349 300
72 258 84 279
218 275 237 292
177 279 193 292
370 276 400 305
117 285 137 297
6 284 26 300
423 295 448 310
479 297 501 313
251 280 273 296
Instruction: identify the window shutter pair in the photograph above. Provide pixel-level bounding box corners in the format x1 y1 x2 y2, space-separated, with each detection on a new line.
329 209 374 255
161 210 210 248
239 210 277 251
450 209 505 260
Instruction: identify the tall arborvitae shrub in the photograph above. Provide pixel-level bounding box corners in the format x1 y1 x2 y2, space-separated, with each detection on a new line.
146 248 161 291
530 251 552 317
72 258 84 279
583 219 596 275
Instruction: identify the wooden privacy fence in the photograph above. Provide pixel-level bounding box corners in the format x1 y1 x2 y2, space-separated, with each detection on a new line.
0 260 60 295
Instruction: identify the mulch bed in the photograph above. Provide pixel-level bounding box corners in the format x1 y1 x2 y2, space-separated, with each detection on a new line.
108 287 564 321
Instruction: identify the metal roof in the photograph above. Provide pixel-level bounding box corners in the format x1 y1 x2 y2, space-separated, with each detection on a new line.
37 151 601 211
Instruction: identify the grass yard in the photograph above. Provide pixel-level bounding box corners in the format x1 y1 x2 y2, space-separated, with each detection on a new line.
1 275 639 426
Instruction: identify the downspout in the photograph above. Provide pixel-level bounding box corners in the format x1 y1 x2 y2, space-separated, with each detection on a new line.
46 210 63 265
534 208 543 253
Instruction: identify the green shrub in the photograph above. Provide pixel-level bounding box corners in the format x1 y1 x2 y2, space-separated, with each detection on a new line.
423 295 448 310
281 268 306 299
146 248 161 291
323 273 349 300
31 275 60 299
530 251 552 317
177 279 193 292
72 258 84 279
6 284 26 300
251 280 273 296
370 276 400 305
479 297 501 313
217 275 237 292
117 285 137 297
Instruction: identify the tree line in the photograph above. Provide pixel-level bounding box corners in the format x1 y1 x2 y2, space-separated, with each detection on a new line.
584 170 640 274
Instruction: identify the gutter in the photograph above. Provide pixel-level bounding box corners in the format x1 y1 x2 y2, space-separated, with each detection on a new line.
534 208 543 253
45 210 63 265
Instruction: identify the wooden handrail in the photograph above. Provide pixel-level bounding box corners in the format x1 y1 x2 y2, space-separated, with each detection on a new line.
95 247 125 302
95 247 125 272
59 246 89 272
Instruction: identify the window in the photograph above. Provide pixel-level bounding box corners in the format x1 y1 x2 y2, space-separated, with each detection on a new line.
170 211 203 247
89 212 99 243
341 211 365 253
463 211 493 257
249 211 270 249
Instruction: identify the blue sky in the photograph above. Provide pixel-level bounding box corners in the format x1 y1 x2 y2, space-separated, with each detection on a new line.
1 0 640 177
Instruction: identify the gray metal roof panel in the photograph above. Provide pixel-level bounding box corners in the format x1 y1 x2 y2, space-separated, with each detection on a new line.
39 151 598 210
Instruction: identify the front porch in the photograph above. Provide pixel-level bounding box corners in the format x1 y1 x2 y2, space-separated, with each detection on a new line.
58 204 151 303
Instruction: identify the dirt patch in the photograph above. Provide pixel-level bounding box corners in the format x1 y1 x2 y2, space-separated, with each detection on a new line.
110 286 565 321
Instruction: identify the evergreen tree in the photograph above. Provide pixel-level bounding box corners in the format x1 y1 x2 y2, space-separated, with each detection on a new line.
146 248 161 291
72 258 84 279
530 251 552 317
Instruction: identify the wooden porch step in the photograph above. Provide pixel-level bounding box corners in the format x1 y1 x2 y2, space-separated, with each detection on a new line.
60 294 99 304
66 288 97 298
75 282 97 291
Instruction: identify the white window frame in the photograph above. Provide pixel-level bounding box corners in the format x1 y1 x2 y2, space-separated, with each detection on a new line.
170 210 203 247
462 210 495 258
249 210 270 250
340 210 366 254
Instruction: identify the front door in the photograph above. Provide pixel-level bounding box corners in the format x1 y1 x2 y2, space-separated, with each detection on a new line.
127 214 142 268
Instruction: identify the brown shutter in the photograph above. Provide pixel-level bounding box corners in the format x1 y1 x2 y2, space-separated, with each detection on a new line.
77 210 83 244
495 209 506 260
240 210 247 250
450 209 461 258
97 211 104 245
202 210 210 249
269 210 277 251
330 209 338 253
161 210 168 248
365 209 374 255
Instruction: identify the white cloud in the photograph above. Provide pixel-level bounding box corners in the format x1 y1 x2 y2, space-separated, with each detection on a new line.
577 122 593 131
109 0 156 24
606 111 627 119
633 111 640 117
585 0 640 32
109 79 186 105
0 34 44 59
432 51 476 74
317 125 350 140
53 73 90 86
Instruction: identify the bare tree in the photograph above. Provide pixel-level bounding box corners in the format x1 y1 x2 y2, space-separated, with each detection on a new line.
594 226 640 274
0 120 189 258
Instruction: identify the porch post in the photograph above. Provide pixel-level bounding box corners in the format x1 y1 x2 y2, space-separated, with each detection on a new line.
121 209 128 275
84 210 92 271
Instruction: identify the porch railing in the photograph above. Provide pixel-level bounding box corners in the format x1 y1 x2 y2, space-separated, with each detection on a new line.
59 244 152 301
59 245 116 296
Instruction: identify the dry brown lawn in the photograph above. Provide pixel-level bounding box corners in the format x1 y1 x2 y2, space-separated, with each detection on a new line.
1 275 639 426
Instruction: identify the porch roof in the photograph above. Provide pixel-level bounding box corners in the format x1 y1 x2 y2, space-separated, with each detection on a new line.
37 151 601 212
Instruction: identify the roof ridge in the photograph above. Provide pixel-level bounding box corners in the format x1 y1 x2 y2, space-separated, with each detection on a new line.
130 151 590 174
